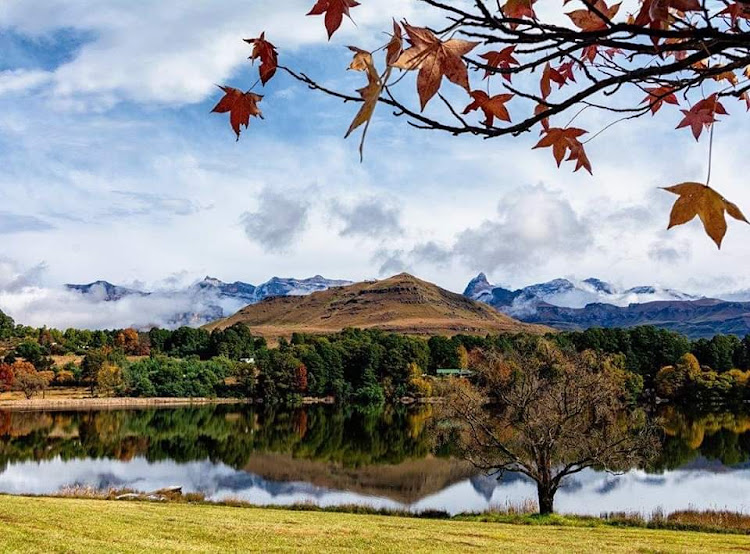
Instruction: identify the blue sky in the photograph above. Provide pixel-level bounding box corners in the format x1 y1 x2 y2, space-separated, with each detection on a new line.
0 0 749 327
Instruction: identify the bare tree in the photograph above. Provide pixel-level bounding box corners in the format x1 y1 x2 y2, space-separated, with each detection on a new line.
440 338 656 514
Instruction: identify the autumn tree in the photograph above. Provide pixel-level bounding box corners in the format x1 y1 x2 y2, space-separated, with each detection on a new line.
115 328 141 355
215 0 750 248
96 363 124 398
0 363 14 392
11 361 47 400
441 338 656 514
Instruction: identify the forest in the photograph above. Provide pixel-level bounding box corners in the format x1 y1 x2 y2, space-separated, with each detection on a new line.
1 309 749 405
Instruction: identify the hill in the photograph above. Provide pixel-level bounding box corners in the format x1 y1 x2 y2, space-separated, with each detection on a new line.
206 273 549 339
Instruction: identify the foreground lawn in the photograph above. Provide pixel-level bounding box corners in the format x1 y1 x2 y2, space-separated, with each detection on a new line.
0 496 747 553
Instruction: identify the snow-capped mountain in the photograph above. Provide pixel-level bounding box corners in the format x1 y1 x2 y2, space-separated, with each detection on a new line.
65 281 149 302
463 273 701 316
65 275 353 328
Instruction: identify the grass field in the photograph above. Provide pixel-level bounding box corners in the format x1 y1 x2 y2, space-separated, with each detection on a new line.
0 496 747 553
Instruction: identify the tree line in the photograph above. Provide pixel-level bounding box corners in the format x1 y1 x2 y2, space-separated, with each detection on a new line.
1 308 750 404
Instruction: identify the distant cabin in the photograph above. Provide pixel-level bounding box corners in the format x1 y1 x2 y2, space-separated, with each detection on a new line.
436 368 473 378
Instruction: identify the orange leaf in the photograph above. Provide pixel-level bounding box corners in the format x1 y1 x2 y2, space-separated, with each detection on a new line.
663 182 748 248
391 23 479 110
211 86 263 141
385 20 404 66
463 91 514 127
533 127 591 174
567 0 621 31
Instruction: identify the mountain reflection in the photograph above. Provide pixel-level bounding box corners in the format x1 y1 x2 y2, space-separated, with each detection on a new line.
0 404 748 515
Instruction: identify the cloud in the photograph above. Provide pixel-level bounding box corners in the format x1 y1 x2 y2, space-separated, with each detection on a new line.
648 239 691 265
109 191 205 218
330 197 403 239
452 185 592 272
0 0 440 107
0 212 55 234
240 189 309 252
373 249 411 276
0 259 247 329
410 241 452 266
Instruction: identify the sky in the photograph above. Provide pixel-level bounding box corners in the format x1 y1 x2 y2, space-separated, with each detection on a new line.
1 0 749 328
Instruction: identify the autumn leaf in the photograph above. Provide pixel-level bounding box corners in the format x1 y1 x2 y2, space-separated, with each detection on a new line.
211 86 263 140
663 182 748 248
463 91 514 127
534 103 550 130
676 94 727 140
244 32 278 85
567 0 621 31
503 0 537 27
307 0 360 39
391 23 479 110
642 86 678 114
479 46 519 81
385 20 404 66
534 127 592 174
540 63 566 99
345 47 382 160
719 2 750 27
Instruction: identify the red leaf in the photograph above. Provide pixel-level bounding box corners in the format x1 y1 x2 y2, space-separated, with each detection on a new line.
244 32 278 85
676 94 727 140
479 46 519 81
641 86 679 115
212 86 264 140
307 0 360 39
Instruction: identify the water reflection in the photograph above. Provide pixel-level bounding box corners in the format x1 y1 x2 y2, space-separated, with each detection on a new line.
0 404 748 515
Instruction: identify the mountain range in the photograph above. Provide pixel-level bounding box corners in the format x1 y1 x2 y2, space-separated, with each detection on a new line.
463 274 750 338
66 273 750 338
65 275 352 327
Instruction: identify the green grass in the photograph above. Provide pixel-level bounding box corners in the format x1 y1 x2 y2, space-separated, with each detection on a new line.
0 496 748 553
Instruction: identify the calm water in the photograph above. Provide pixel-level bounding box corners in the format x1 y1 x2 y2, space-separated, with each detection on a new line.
0 405 748 515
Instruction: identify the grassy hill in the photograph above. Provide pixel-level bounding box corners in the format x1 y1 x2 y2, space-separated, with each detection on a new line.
206 273 549 340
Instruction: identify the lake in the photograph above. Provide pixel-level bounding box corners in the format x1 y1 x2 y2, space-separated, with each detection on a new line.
0 404 748 516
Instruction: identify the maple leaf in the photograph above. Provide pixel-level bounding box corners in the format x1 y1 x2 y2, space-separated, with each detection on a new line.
463 91 514 127
540 63 566 99
533 127 592 174
307 0 360 39
345 47 382 160
642 86 678 114
211 86 263 141
676 94 727 140
479 46 519 81
503 0 537 27
634 0 700 43
567 0 621 31
385 20 404 66
391 23 479 110
663 182 749 248
244 32 278 85
719 2 750 27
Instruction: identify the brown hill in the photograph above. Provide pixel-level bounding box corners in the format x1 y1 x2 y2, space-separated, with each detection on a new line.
206 273 550 340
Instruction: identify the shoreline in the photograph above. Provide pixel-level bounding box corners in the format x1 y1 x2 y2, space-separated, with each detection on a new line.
0 396 249 412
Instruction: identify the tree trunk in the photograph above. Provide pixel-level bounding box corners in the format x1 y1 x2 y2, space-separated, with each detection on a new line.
537 482 555 515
